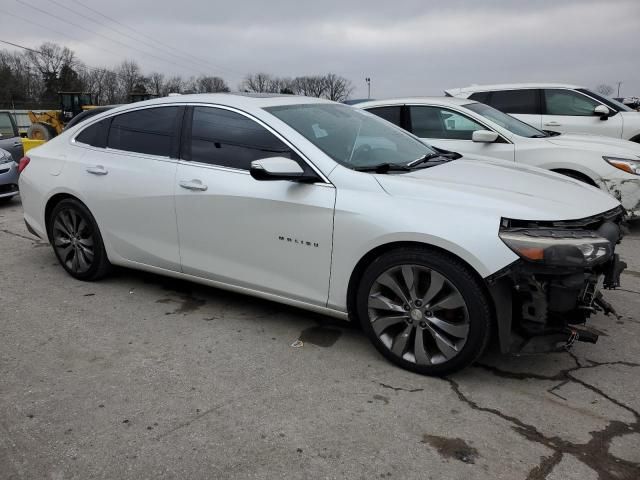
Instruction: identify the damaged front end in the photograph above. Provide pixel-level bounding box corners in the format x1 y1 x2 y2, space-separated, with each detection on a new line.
487 206 627 354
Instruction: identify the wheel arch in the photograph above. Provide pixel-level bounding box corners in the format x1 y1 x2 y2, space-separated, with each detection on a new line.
550 168 599 187
345 241 498 331
44 192 86 241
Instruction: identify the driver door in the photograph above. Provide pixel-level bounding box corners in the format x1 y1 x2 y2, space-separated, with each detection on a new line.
541 89 623 137
174 106 336 306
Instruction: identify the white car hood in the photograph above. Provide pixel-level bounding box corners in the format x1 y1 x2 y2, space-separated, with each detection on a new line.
545 133 640 156
376 158 620 221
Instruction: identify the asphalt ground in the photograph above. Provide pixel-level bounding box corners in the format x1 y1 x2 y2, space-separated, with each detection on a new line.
1 196 639 480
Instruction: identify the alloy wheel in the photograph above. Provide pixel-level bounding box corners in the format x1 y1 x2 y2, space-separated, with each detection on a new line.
52 208 95 274
367 264 470 365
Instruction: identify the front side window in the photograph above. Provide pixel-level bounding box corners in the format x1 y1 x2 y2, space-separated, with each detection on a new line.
466 102 546 138
266 104 435 169
187 107 294 170
488 89 539 114
544 89 599 116
0 113 17 138
409 106 485 140
107 106 180 156
367 106 402 127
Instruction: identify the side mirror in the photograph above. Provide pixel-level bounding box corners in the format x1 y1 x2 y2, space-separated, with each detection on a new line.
594 105 610 120
250 156 318 182
472 130 499 143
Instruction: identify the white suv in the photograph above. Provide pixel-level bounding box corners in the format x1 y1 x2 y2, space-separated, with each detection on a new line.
445 83 640 143
19 94 628 375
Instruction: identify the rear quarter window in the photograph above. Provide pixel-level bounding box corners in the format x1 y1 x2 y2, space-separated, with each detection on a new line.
75 118 111 148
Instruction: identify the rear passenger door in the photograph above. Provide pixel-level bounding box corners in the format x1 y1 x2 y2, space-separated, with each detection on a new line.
174 106 336 306
406 106 515 161
471 89 542 130
72 106 183 271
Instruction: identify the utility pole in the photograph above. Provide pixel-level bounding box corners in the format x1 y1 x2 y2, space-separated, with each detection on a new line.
617 81 623 97
365 77 371 99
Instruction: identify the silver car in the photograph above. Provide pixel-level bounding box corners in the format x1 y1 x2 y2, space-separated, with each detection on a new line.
0 148 19 203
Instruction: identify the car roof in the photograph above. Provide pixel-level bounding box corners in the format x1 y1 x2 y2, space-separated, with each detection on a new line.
357 97 475 108
106 93 333 112
445 83 582 96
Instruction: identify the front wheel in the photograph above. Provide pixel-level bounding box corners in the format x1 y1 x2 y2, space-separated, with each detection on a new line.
48 198 111 281
356 248 493 376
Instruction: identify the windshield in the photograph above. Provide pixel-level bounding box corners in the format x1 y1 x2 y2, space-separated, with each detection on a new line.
465 102 547 138
265 103 436 169
577 88 632 112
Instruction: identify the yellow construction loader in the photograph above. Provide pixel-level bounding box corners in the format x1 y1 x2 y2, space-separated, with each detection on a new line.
27 92 95 141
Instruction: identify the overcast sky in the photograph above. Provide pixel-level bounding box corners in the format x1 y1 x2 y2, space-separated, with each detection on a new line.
2 0 639 98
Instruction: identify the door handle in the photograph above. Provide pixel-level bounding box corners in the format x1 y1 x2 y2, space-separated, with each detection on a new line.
179 179 208 191
544 121 561 127
86 165 108 175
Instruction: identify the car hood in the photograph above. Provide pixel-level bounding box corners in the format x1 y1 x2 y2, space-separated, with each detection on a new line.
545 133 640 156
375 158 620 221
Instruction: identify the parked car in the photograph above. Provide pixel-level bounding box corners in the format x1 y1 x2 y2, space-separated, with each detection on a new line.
19 94 627 375
357 97 640 218
0 147 19 204
445 84 640 143
0 111 25 161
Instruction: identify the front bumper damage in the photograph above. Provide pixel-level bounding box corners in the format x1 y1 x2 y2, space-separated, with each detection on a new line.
487 206 627 354
598 177 640 220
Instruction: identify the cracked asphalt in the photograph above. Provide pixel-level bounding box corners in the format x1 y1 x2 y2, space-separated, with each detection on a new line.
1 197 639 480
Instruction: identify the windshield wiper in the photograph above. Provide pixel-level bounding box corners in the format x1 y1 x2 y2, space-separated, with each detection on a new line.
353 163 412 173
407 152 456 168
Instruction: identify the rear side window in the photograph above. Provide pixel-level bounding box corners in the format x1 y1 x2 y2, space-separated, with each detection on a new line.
76 118 111 148
487 89 539 114
544 89 599 116
187 107 293 170
107 107 180 157
366 106 402 126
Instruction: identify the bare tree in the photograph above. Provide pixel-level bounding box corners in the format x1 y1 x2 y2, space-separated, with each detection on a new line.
595 84 614 97
164 75 184 95
26 42 77 101
146 72 166 96
116 60 143 101
323 73 353 102
292 75 327 97
241 73 277 93
197 76 230 93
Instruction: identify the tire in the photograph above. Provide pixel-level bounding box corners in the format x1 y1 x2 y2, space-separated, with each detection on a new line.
48 198 111 281
27 122 56 141
355 247 492 376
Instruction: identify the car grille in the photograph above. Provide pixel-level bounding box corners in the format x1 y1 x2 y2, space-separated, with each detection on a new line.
0 168 9 174
502 206 625 231
0 183 18 194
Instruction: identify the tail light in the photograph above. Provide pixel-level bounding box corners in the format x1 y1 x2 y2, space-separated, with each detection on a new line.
18 156 30 174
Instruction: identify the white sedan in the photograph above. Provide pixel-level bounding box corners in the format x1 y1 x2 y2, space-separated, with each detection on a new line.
357 97 640 218
19 94 627 375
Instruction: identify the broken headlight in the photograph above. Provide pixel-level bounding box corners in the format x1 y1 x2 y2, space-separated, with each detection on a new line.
603 156 640 175
499 229 612 267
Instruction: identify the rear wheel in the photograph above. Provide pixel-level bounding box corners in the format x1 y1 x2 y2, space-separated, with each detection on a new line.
48 199 111 280
356 248 492 376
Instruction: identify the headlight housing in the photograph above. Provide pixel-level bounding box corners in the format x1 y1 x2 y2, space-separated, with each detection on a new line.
603 156 640 175
499 229 612 267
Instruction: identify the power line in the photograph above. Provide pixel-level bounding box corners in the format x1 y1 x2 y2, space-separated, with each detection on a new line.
0 8 128 63
0 38 127 81
46 0 214 74
68 0 242 76
15 0 206 76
